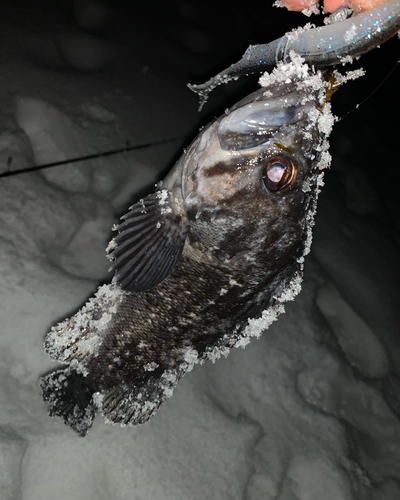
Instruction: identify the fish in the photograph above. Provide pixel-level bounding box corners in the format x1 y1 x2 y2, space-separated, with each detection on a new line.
40 59 333 436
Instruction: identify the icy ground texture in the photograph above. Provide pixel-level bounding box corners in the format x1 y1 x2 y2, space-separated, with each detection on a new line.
1 3 400 500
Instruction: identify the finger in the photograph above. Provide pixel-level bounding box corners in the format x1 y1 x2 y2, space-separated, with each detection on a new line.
280 0 319 11
323 0 348 12
324 0 384 12
347 0 384 11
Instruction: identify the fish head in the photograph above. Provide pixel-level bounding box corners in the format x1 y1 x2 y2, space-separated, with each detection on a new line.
182 77 329 266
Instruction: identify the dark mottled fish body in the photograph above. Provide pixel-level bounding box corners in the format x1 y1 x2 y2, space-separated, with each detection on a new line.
41 65 332 435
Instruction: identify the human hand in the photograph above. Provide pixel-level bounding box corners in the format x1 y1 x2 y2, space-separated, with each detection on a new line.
281 0 384 14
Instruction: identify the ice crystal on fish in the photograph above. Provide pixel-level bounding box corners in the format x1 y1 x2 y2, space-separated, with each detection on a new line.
156 189 169 205
45 283 125 372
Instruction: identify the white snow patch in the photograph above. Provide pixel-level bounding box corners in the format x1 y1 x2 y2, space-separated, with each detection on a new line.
339 55 354 65
183 347 199 367
259 51 327 111
160 369 180 398
317 102 335 137
241 272 303 340
45 283 125 370
301 3 320 16
243 303 286 339
105 237 117 259
333 68 366 86
156 189 169 205
207 345 231 363
144 361 159 372
344 24 357 43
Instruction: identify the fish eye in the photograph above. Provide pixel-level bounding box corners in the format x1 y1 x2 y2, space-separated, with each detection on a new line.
262 155 296 193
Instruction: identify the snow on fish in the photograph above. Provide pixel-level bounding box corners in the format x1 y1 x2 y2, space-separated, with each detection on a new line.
41 56 335 436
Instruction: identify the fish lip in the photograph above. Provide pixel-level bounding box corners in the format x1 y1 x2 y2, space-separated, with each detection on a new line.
218 106 305 152
216 85 317 152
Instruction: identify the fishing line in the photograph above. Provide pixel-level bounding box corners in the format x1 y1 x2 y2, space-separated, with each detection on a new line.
0 137 182 179
337 59 399 123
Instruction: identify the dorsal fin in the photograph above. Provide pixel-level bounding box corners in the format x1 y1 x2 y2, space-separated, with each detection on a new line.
107 190 189 293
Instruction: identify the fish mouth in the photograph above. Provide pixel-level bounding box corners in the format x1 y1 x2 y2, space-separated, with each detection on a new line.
217 87 307 151
189 0 400 108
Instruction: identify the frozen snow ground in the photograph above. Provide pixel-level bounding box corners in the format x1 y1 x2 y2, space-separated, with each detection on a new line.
1 1 399 499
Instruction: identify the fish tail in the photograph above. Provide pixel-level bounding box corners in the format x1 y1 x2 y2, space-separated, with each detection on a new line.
40 368 96 437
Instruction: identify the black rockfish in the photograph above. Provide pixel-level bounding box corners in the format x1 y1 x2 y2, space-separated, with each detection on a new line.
41 63 333 436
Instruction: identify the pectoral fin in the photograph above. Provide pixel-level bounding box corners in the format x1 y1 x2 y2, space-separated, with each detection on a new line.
108 191 189 293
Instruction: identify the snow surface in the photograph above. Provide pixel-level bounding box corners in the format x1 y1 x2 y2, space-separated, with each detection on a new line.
1 1 400 500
